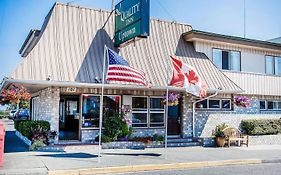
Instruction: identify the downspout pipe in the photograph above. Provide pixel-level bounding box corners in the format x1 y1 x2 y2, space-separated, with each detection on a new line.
192 89 220 138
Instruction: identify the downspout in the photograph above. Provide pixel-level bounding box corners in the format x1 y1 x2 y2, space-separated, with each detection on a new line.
192 90 220 137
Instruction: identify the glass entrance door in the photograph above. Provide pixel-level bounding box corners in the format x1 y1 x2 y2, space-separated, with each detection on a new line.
59 95 80 140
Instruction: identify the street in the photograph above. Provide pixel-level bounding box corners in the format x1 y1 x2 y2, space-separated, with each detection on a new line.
116 163 281 175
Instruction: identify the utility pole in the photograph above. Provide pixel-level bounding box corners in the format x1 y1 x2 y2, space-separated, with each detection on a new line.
111 0 115 10
244 0 246 38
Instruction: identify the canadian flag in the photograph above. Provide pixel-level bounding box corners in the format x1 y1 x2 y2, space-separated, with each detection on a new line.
169 56 207 98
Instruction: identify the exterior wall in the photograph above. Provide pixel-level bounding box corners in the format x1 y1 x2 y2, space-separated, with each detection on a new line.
81 130 99 143
223 71 281 96
241 52 265 73
194 40 281 74
32 87 60 142
189 94 281 139
31 87 281 145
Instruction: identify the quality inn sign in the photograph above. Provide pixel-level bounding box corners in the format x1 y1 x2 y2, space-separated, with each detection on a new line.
114 0 150 47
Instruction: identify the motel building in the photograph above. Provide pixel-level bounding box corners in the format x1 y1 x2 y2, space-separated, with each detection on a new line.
1 2 281 146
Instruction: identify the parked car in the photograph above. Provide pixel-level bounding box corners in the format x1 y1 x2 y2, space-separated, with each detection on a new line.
14 109 30 120
9 110 17 119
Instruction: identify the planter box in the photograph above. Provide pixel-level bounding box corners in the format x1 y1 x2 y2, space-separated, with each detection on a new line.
15 131 32 146
102 141 163 149
249 135 281 145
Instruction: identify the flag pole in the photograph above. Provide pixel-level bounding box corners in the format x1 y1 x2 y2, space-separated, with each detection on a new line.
98 45 107 158
164 56 170 149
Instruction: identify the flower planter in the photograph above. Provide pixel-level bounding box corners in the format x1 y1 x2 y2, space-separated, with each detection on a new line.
215 137 225 147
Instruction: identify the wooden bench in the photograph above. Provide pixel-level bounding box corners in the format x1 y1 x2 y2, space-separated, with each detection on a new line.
223 127 249 147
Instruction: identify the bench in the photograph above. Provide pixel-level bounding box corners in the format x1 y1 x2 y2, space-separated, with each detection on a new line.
223 127 249 147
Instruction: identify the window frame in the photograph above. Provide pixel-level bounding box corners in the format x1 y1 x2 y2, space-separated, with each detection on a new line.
212 48 241 71
265 55 275 75
149 97 165 128
260 100 281 111
265 55 281 76
81 94 121 129
195 98 231 110
131 96 149 128
259 100 266 110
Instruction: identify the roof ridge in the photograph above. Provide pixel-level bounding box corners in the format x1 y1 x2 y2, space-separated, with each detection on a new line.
54 2 192 28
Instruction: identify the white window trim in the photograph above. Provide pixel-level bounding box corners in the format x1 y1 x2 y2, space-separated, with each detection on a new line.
132 96 166 128
259 100 267 110
264 100 281 111
132 96 149 128
212 48 241 71
196 98 231 110
81 94 121 129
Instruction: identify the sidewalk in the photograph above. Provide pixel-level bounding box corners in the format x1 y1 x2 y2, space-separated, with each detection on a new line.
2 118 281 175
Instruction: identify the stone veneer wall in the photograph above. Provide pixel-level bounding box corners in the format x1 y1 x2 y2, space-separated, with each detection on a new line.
35 87 60 143
184 95 281 146
81 130 99 143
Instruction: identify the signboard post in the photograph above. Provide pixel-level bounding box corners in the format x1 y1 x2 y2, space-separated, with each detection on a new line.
114 0 150 47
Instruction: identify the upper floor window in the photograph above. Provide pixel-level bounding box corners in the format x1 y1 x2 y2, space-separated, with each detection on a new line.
265 56 281 75
212 49 241 71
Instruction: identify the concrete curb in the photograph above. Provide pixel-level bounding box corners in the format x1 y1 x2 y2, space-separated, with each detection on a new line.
48 159 262 175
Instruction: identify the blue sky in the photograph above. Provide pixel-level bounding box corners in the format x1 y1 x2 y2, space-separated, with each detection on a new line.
0 0 280 81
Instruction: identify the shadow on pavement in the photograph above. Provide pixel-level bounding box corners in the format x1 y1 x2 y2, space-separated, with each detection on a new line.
36 152 98 158
4 131 29 153
102 153 162 157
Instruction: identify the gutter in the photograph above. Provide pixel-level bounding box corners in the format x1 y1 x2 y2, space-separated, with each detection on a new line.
1 79 243 94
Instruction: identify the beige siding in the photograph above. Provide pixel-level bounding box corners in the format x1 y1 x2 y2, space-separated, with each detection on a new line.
223 71 281 96
241 52 265 73
194 40 281 74
10 3 241 93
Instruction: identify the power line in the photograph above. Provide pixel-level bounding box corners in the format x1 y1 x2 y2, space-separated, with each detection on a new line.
243 0 246 38
155 0 177 22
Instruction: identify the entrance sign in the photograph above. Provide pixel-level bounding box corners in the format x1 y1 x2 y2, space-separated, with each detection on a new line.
114 0 150 47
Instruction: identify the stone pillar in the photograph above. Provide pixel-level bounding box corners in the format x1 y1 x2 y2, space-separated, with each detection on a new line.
182 94 193 138
37 87 60 143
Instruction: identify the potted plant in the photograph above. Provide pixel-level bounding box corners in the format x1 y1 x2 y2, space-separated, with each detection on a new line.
214 123 228 147
48 130 58 145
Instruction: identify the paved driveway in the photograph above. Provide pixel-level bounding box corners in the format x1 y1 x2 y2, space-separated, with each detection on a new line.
3 119 29 153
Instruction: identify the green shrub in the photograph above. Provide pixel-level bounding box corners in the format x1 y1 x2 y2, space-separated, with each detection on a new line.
14 120 23 131
16 120 50 140
103 114 129 141
153 134 164 142
95 135 112 143
241 119 281 135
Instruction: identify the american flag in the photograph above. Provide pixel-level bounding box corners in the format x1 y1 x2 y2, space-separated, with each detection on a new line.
106 48 146 86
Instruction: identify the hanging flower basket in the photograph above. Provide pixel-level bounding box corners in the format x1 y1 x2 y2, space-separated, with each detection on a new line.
234 96 249 108
0 84 31 105
162 92 180 106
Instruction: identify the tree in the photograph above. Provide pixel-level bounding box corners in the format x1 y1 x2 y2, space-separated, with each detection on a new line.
0 84 31 110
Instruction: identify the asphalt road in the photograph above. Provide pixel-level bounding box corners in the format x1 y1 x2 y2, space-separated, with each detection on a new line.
115 163 281 175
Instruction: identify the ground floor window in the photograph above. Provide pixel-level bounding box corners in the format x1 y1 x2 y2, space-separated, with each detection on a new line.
196 99 231 110
82 95 120 128
260 100 281 110
132 97 148 127
131 97 165 128
31 96 39 121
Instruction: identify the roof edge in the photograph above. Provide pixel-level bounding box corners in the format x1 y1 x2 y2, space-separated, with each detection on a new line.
54 2 192 28
183 30 281 50
1 78 242 94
